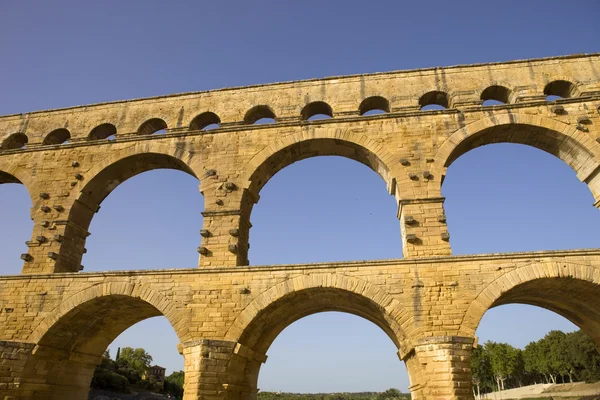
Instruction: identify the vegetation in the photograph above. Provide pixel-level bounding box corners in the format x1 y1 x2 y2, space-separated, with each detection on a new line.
92 329 599 400
257 389 409 400
91 347 184 399
471 330 600 397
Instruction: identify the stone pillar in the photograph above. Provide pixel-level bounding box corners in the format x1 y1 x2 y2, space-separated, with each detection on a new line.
182 340 266 400
398 198 452 258
15 344 100 400
198 171 250 268
403 336 475 400
198 211 249 268
22 195 89 274
0 341 35 400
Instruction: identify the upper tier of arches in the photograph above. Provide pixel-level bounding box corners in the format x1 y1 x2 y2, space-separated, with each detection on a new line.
1 58 598 148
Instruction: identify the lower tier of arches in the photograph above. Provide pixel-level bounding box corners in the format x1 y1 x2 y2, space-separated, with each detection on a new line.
0 249 599 400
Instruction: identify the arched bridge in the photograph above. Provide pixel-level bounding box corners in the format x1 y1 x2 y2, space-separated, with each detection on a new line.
1 53 600 400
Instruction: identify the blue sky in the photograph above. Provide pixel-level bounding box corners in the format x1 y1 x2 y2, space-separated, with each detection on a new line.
1 0 599 394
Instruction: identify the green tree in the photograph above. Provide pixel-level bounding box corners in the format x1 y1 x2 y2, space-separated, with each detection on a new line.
485 341 521 391
117 347 153 379
471 345 493 397
376 388 402 400
165 371 185 399
523 341 544 384
567 330 600 382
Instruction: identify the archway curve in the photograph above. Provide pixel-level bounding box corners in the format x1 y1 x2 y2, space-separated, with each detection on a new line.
434 113 600 199
223 274 415 397
58 143 202 272
71 142 201 207
21 283 187 399
238 130 400 200
225 273 412 354
0 162 37 205
189 111 221 131
418 90 450 109
0 132 28 150
461 262 600 346
88 123 117 140
244 105 276 124
359 96 390 115
301 101 334 120
480 85 511 104
544 78 581 99
137 117 168 135
43 128 71 145
28 282 189 344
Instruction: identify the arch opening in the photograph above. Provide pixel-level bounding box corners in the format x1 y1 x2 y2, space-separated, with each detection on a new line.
43 128 71 145
0 132 28 150
0 171 33 275
62 153 200 272
442 123 599 186
244 138 399 264
20 293 183 399
227 284 410 395
189 111 221 131
138 118 168 135
468 277 600 395
248 156 401 265
237 286 404 356
301 101 333 120
89 123 117 140
419 90 449 110
443 142 600 255
259 312 410 393
360 96 390 116
96 317 183 397
544 80 578 100
481 85 510 106
246 138 393 198
244 105 276 124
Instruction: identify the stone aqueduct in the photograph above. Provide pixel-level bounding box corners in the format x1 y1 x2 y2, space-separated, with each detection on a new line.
0 53 600 400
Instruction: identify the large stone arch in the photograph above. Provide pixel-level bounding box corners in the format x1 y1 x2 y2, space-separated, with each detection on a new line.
234 129 402 265
238 129 400 200
221 273 416 399
434 113 600 204
461 262 600 346
226 273 411 350
57 141 203 272
19 282 187 399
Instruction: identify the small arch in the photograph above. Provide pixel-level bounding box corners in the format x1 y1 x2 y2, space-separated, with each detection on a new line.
0 132 28 150
89 123 117 140
544 80 578 100
419 91 449 110
137 118 167 135
43 128 71 145
481 85 511 105
359 96 390 115
244 105 276 124
301 101 333 120
190 111 221 131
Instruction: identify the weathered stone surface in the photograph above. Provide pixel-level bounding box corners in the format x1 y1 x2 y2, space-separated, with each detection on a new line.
0 53 599 400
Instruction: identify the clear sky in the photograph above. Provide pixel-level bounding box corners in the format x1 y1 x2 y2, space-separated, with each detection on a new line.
1 0 599 394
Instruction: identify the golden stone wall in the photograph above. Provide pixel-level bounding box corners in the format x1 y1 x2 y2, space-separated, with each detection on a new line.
0 53 599 400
